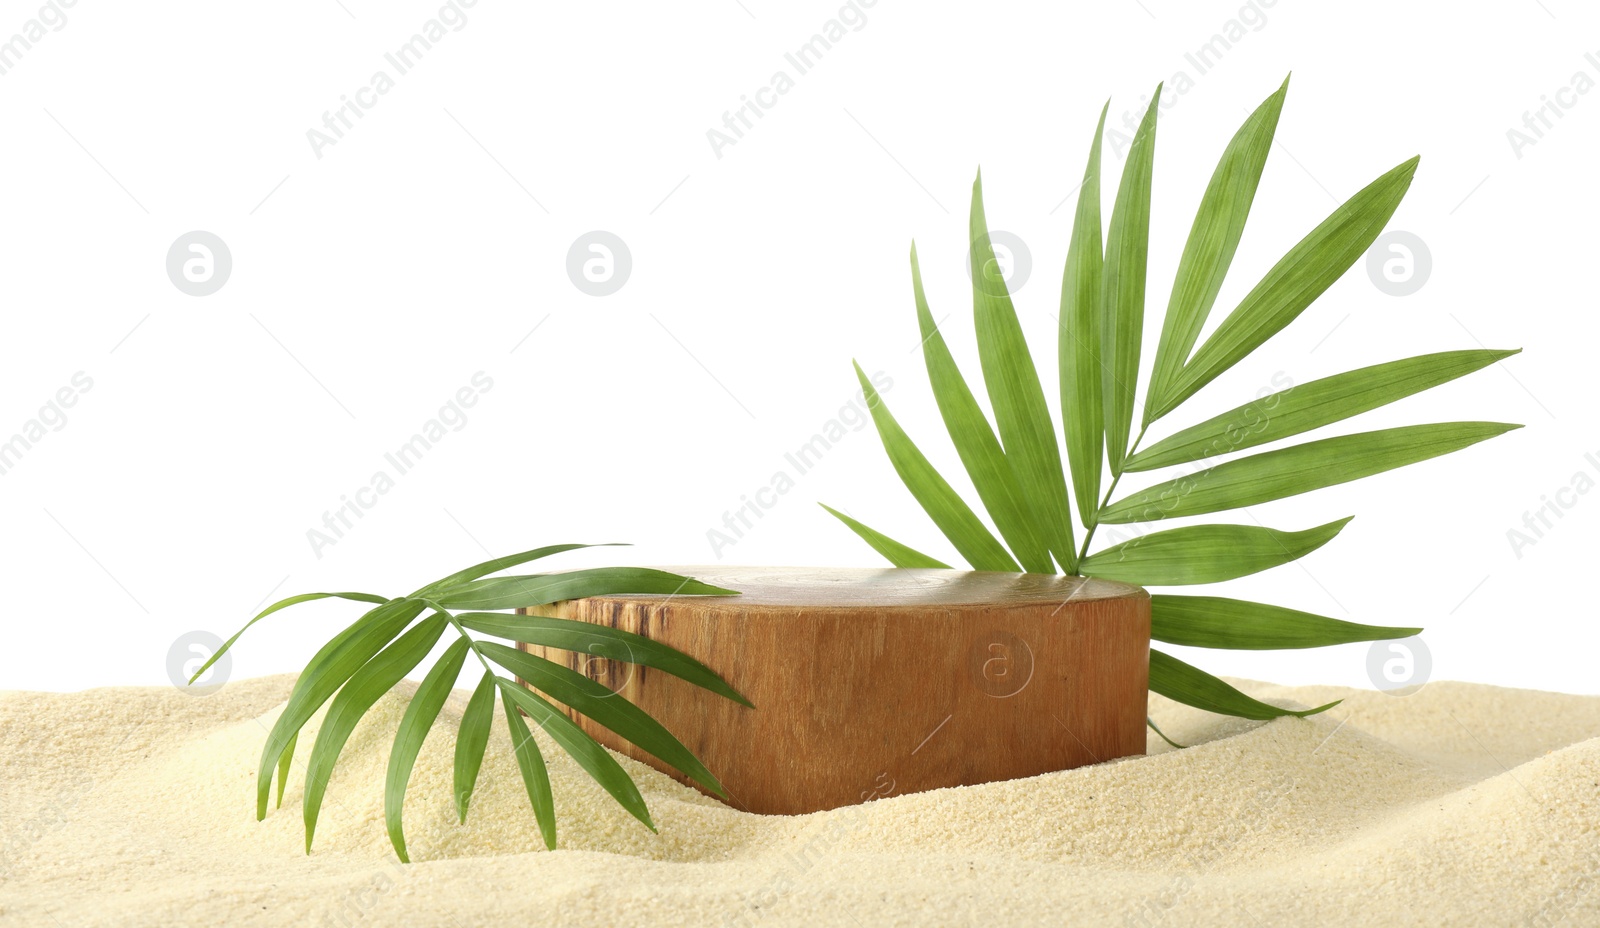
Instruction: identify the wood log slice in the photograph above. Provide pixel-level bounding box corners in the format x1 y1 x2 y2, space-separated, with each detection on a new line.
517 566 1149 815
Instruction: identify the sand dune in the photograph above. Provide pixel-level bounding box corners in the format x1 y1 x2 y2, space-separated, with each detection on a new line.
2 674 1596 927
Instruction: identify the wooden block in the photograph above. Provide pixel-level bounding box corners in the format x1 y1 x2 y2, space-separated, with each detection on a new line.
517 567 1149 815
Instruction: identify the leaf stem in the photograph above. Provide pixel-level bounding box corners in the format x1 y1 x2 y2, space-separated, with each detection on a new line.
451 616 497 676
414 597 496 676
1077 423 1149 567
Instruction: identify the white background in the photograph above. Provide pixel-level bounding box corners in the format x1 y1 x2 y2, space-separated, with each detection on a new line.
1 0 1593 696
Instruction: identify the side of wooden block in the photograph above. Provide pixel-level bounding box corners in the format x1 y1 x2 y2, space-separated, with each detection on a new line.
517 567 1150 815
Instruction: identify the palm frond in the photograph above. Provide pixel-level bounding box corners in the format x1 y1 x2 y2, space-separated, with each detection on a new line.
829 77 1520 724
196 547 747 861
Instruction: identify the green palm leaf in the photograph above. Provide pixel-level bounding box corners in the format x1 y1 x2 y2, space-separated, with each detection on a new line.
1152 595 1419 649
454 671 497 823
477 641 726 798
457 611 752 707
970 172 1078 570
1151 155 1421 421
1101 421 1519 523
1145 77 1288 422
1060 102 1109 524
433 568 737 612
497 680 655 835
1080 518 1350 586
826 79 1521 726
1102 85 1160 474
385 637 471 862
912 243 1053 571
415 543 624 596
501 686 556 849
207 549 745 858
274 732 296 810
1150 649 1339 720
304 612 448 852
818 504 953 568
1127 349 1517 472
849 360 1019 571
189 591 390 685
255 598 424 820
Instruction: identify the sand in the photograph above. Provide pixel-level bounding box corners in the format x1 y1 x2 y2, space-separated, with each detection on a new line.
1 675 1596 927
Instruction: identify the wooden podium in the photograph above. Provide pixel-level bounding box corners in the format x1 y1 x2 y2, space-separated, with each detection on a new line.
517 567 1150 815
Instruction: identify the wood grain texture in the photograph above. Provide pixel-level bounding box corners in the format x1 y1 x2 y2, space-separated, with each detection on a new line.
517 567 1150 815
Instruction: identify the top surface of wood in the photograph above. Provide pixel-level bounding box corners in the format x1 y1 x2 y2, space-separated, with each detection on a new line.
592 567 1145 611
